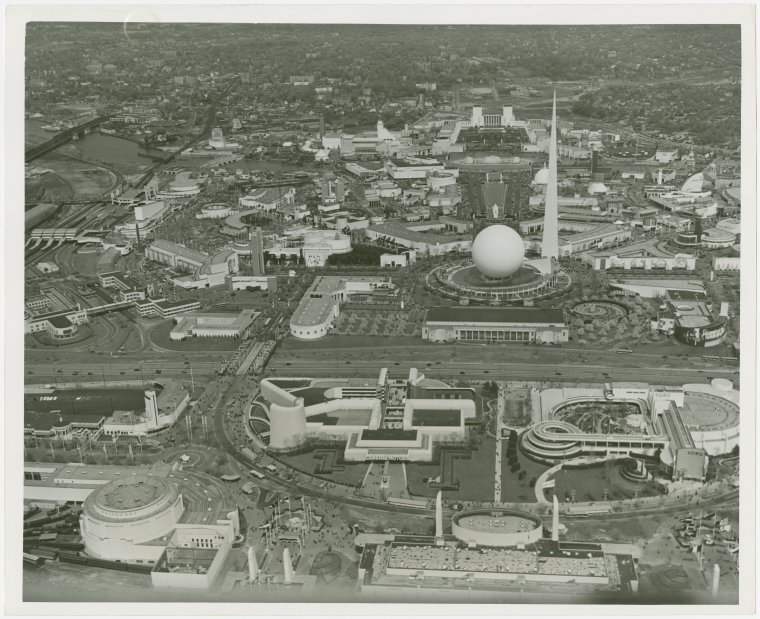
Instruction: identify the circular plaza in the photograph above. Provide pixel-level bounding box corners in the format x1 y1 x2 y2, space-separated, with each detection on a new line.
426 260 570 303
570 300 630 320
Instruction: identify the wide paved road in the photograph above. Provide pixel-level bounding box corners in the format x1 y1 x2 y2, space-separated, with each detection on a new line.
266 358 739 387
25 359 222 381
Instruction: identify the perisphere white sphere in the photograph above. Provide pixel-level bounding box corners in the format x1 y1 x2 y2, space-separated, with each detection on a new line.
472 225 525 278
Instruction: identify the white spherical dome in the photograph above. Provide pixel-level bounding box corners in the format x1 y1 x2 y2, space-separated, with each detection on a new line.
533 166 549 185
472 225 525 279
587 182 608 194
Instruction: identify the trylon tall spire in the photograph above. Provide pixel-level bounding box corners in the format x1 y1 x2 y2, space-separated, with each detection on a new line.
435 490 443 541
541 91 559 260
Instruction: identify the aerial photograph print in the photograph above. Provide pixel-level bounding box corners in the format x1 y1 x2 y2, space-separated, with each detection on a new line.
6 5 755 614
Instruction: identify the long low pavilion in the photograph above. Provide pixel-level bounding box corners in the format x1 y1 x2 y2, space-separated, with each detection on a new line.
422 306 569 344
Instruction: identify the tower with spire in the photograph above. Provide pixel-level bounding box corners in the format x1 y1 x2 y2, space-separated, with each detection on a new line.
541 92 560 261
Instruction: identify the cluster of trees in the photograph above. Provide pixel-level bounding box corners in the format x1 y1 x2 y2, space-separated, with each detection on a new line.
26 23 739 123
240 212 272 228
565 295 656 346
505 430 523 477
326 244 386 267
572 82 740 147
482 380 499 397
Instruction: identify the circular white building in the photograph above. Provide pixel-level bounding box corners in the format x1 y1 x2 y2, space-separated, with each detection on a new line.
166 179 202 197
428 172 457 192
196 203 234 220
471 224 525 279
303 230 352 254
452 509 543 547
81 474 184 563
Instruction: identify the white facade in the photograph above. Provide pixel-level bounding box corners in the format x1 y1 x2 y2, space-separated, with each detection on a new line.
170 310 258 340
385 158 445 180
587 253 696 272
655 150 678 164
229 275 277 291
381 251 417 267
196 204 234 219
469 105 517 128
712 256 741 271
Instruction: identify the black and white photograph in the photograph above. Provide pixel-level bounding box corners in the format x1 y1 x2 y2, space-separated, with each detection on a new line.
3 3 756 615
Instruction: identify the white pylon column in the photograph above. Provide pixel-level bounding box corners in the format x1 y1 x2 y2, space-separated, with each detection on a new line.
435 490 443 542
711 563 721 597
552 494 560 542
542 92 559 261
247 546 258 583
283 547 294 584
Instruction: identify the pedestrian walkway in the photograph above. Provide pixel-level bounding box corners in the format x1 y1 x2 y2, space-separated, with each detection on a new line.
494 382 506 503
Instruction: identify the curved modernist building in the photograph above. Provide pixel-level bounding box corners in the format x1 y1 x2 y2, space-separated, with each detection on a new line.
428 172 457 192
268 400 308 450
521 382 740 481
289 276 394 340
701 228 736 250
80 474 184 563
260 368 476 461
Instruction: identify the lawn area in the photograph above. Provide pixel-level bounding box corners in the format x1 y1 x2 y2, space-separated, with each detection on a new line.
340 504 435 536
500 440 550 503
550 460 668 503
504 391 532 426
290 387 330 406
564 511 665 544
277 447 369 488
70 249 104 277
149 320 241 352
406 434 496 502
267 378 312 389
38 156 117 195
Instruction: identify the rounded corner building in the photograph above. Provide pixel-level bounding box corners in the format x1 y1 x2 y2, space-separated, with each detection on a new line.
80 474 184 562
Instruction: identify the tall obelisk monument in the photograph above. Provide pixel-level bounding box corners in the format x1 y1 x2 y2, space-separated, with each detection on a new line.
541 92 560 260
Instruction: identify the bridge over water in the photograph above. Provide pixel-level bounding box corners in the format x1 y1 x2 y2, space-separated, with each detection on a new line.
25 116 112 164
